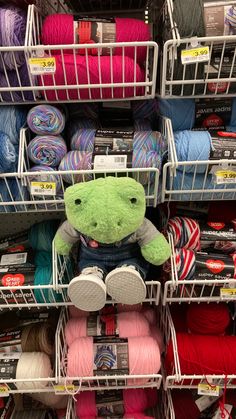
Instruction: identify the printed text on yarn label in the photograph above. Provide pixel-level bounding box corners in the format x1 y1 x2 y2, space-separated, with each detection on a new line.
74 18 116 55
198 383 220 396
87 315 118 337
0 253 27 266
30 182 56 196
181 46 210 64
93 337 129 376
28 57 56 75
96 390 124 417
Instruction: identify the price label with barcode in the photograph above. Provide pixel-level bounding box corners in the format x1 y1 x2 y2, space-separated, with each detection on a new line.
28 57 56 75
94 155 127 170
0 385 9 397
198 383 220 396
53 384 75 394
0 252 27 266
220 288 236 299
215 170 236 184
181 46 210 64
30 182 56 196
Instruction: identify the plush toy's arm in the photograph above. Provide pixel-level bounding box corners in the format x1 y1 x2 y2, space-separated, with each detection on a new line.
54 221 80 256
136 218 171 265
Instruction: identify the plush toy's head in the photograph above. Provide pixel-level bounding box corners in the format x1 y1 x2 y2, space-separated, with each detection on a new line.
64 177 146 244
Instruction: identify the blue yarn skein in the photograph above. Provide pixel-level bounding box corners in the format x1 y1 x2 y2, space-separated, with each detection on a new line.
0 106 27 145
34 251 62 304
158 99 195 132
29 219 60 252
0 131 17 173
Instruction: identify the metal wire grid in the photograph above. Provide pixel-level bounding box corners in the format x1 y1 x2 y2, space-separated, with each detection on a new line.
161 0 236 98
65 0 149 13
161 118 236 202
162 305 236 389
56 307 163 392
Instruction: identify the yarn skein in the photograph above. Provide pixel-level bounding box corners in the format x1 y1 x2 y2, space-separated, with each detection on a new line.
67 336 160 385
65 312 151 346
27 105 65 135
0 131 17 173
28 165 63 196
14 352 52 390
41 15 150 63
186 303 231 335
167 216 201 251
75 388 157 417
27 135 67 167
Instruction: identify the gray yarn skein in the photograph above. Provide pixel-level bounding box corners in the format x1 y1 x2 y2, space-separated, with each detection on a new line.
173 0 206 37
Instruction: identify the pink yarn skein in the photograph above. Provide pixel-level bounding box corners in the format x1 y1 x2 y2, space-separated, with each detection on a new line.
40 55 145 101
75 388 157 417
79 415 154 419
65 312 150 346
67 336 161 385
117 304 157 326
41 15 150 63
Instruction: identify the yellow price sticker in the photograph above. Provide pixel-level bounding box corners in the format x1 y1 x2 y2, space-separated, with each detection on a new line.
181 46 210 64
31 181 56 196
28 57 56 75
198 383 220 396
220 288 236 299
215 170 236 184
0 385 9 397
53 384 75 394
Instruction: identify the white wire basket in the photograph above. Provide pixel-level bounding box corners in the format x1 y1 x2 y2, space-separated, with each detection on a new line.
56 307 163 392
159 387 175 419
161 0 236 98
162 304 236 389
65 0 149 14
161 118 236 202
0 4 157 105
53 241 161 306
163 233 236 305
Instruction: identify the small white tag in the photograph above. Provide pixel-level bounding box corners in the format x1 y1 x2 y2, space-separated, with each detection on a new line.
94 155 127 170
28 57 56 75
198 383 220 396
181 46 210 64
195 394 221 412
212 404 233 419
0 253 27 266
30 182 56 196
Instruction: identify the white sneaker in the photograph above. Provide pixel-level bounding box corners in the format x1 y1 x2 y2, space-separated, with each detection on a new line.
68 267 106 312
105 265 146 305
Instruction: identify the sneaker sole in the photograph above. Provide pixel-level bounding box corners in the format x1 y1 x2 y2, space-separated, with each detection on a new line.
105 267 146 305
68 276 106 311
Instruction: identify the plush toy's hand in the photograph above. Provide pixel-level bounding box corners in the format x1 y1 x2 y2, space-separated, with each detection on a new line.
141 234 171 265
54 232 72 256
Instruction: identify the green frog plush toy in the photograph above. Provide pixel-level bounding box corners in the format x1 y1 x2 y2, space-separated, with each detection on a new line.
55 177 170 311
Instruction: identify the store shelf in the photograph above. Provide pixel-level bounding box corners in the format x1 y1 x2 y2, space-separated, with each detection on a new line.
56 308 163 392
162 305 236 389
163 233 236 305
160 118 236 202
160 0 236 98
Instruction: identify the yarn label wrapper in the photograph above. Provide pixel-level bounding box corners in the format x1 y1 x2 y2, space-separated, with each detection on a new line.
75 18 116 55
0 329 22 353
87 314 118 337
30 182 56 196
0 252 27 266
28 57 56 75
200 222 236 242
214 169 236 184
195 253 234 281
220 288 236 300
0 353 21 389
93 130 133 170
96 389 124 416
198 383 220 396
93 337 129 376
194 98 232 131
181 46 210 64
0 266 36 305
210 136 236 161
0 231 29 253
212 404 233 419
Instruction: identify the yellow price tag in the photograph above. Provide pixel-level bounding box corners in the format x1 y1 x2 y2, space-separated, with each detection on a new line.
221 288 236 299
181 46 210 64
28 57 56 75
53 384 75 394
198 383 220 396
30 182 56 196
0 384 9 397
215 170 236 184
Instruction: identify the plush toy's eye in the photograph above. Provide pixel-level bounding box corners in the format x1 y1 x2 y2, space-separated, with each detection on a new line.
75 199 82 205
130 197 137 204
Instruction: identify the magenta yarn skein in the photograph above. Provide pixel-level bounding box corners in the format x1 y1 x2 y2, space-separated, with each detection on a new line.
67 336 161 385
65 312 151 346
40 55 145 101
41 15 150 63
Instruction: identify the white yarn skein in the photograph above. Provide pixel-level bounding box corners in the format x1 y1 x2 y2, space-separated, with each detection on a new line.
16 352 52 390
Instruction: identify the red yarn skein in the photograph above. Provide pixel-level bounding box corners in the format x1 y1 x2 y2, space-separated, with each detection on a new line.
187 303 231 335
172 390 200 419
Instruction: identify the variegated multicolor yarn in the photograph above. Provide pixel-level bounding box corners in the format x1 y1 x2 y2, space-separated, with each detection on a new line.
29 165 62 195
167 217 201 251
175 248 196 280
27 135 67 167
27 105 65 135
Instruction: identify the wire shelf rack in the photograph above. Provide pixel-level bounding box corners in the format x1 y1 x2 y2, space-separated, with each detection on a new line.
161 0 236 98
56 307 163 392
161 118 236 202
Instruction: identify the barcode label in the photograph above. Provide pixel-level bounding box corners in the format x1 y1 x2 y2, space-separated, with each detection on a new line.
0 253 27 266
94 155 127 170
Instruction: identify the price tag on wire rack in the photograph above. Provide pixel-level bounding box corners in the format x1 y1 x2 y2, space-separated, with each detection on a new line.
0 384 9 397
181 46 210 64
53 384 75 394
220 288 236 299
198 383 220 397
28 57 56 75
30 182 56 196
215 169 236 184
